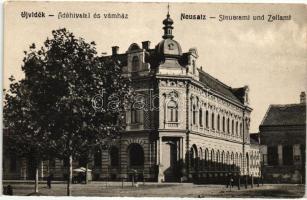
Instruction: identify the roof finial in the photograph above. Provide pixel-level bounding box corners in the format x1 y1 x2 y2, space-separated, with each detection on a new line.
162 3 174 39
167 3 170 16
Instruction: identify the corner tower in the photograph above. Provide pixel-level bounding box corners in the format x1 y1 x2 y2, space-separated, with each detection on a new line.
155 9 184 74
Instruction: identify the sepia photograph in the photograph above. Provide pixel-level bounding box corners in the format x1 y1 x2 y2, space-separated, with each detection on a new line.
2 1 306 197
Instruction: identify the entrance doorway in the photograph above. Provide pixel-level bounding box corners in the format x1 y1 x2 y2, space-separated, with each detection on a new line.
162 139 179 182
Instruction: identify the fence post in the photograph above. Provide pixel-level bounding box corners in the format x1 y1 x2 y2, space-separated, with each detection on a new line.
143 170 145 185
237 175 240 190
244 175 248 189
251 175 254 188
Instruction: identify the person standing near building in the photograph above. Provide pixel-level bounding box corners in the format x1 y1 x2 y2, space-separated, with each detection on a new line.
47 174 53 189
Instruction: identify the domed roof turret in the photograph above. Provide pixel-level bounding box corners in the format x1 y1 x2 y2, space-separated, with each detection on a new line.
156 38 182 57
163 14 174 26
155 11 182 57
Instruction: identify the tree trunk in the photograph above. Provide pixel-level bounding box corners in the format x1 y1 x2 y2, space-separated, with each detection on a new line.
67 155 73 196
85 163 88 184
35 166 39 193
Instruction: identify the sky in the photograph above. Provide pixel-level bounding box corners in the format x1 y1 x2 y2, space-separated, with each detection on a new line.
4 2 307 133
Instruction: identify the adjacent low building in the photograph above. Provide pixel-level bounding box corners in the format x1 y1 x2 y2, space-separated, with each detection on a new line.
259 92 306 183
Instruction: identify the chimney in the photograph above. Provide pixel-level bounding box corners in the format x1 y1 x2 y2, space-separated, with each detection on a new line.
300 91 306 104
112 46 119 55
142 41 151 50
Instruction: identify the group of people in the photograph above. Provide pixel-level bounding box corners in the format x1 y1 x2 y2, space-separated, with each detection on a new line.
3 185 13 195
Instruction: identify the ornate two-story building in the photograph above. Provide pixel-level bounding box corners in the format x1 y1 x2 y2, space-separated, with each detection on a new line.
3 12 261 182
95 12 260 182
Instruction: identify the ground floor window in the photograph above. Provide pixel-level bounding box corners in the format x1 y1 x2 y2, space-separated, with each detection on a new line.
282 145 293 165
110 146 119 167
128 144 144 167
94 150 102 168
267 146 278 166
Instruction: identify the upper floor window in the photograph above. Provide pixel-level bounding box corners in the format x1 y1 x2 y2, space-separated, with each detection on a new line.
231 120 234 135
192 105 196 125
235 121 238 135
199 108 203 127
167 100 178 122
211 113 215 130
222 116 225 132
206 110 209 128
227 118 230 133
132 56 139 72
131 107 139 124
217 114 220 131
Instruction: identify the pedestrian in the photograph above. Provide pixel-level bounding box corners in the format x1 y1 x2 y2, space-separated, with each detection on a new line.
3 186 7 195
6 185 13 195
228 176 234 191
47 174 53 189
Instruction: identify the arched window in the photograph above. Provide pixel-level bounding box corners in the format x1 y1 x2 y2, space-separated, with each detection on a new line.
206 110 209 128
217 114 220 131
128 144 144 167
190 145 198 169
231 153 234 170
221 151 225 169
211 113 215 130
246 153 250 174
226 152 230 168
210 149 215 169
167 100 178 122
231 120 234 134
239 123 242 136
235 153 238 171
205 149 209 167
222 116 225 132
199 108 203 126
132 56 139 72
193 105 196 125
227 118 230 133
235 121 238 135
216 151 220 169
110 147 119 166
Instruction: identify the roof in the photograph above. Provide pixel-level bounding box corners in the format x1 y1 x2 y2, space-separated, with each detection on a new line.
261 103 306 126
100 45 248 106
198 70 243 104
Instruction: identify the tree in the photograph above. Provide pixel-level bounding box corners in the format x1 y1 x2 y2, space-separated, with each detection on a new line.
3 46 54 194
4 28 132 196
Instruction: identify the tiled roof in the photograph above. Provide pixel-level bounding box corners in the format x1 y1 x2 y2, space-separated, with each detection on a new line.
198 70 242 104
261 103 306 126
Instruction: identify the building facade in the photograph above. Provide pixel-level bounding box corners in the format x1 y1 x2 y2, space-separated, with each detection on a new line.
3 13 261 182
259 92 306 183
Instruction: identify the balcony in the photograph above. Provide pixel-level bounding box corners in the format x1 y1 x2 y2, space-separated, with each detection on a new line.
166 122 179 128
